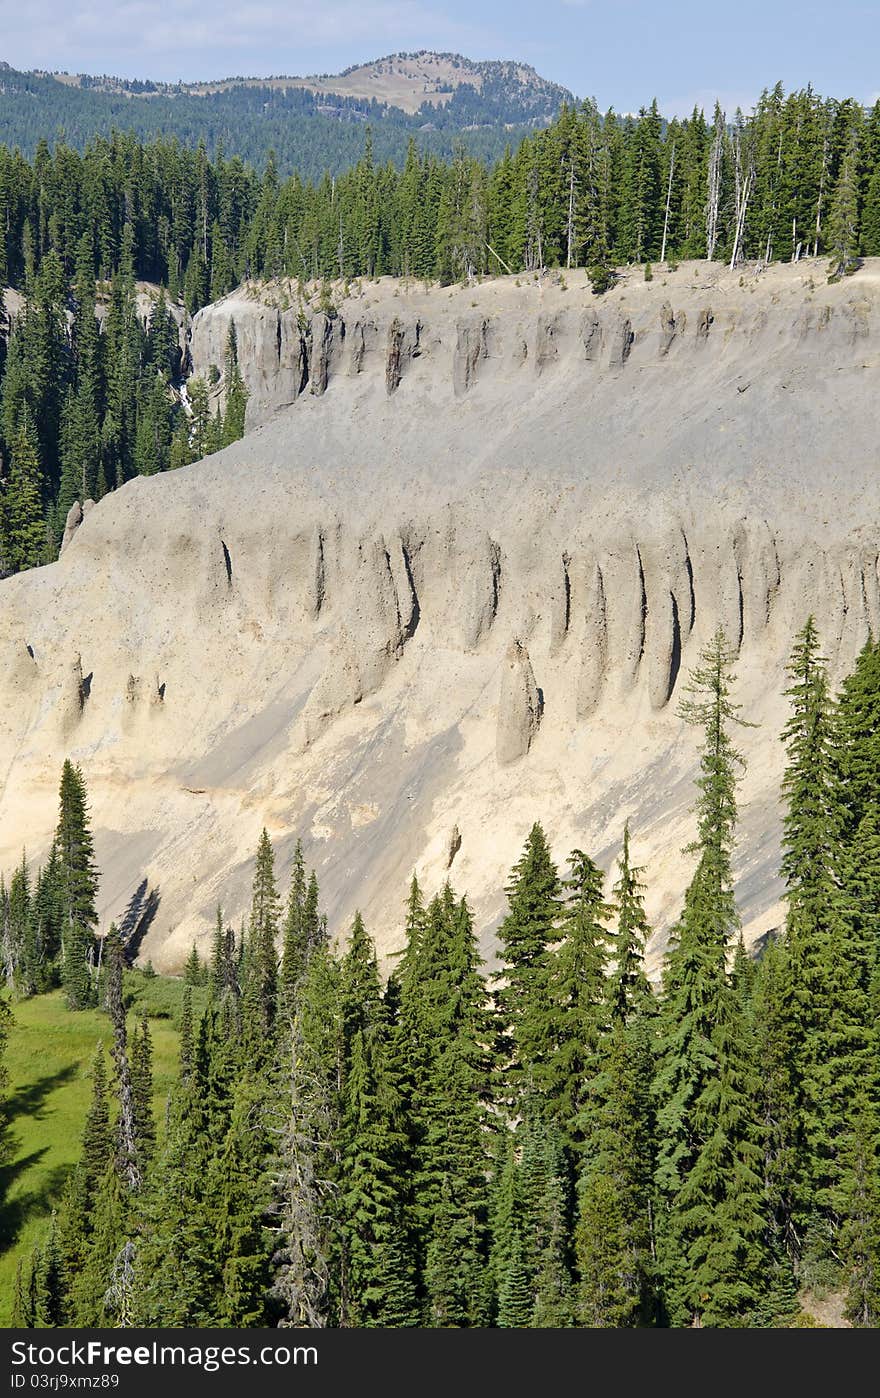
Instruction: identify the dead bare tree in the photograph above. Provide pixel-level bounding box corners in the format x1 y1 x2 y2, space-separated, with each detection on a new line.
660 140 675 265
566 153 578 270
706 108 725 261
729 126 754 269
270 1004 337 1327
107 929 142 1194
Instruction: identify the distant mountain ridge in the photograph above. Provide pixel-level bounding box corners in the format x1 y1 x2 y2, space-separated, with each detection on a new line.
0 51 574 175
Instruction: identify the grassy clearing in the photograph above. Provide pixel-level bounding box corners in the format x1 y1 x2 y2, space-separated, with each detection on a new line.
0 974 200 1324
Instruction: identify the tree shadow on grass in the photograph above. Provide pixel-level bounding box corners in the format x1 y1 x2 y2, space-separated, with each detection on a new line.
0 1160 74 1249
0 1064 80 1248
3 1064 78 1128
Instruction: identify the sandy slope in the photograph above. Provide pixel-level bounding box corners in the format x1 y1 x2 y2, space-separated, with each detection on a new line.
1 260 878 972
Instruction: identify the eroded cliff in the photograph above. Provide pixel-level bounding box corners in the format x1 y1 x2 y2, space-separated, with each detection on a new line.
2 260 878 970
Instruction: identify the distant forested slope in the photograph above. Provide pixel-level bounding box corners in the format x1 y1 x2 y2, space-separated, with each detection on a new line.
0 57 572 175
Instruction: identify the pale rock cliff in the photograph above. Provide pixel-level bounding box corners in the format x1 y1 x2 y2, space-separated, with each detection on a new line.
2 260 879 972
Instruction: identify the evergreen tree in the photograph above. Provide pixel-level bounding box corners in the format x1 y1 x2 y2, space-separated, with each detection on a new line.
781 618 871 1262
653 630 765 1326
540 847 611 1149
243 828 280 1047
55 761 99 1010
2 422 46 573
494 823 561 1107
131 1013 155 1169
827 125 861 278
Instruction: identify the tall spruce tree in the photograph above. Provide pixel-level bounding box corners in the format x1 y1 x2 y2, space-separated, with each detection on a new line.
653 629 766 1326
55 761 99 1010
494 823 561 1108
781 618 871 1267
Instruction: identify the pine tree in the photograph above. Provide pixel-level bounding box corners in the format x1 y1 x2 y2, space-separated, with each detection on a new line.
105 927 141 1194
653 629 764 1326
131 1013 155 1169
827 125 861 278
279 839 308 1011
540 848 611 1148
2 422 46 573
179 986 194 1077
840 1093 880 1327
607 822 654 1024
222 320 248 446
338 1027 415 1326
494 823 561 1107
243 828 280 1047
781 618 871 1261
183 944 204 987
272 939 341 1328
55 761 99 1010
33 1214 65 1327
496 1230 533 1328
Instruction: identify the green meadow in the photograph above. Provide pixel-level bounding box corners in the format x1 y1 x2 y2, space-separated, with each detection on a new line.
0 975 195 1324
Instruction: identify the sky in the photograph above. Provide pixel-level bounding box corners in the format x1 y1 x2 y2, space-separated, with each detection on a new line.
2 0 879 116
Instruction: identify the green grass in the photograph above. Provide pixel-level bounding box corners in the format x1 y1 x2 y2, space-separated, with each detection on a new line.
0 979 193 1323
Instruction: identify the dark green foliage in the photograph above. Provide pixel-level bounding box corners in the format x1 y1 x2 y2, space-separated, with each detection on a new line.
279 840 309 1009
653 630 767 1326
540 848 611 1147
495 823 560 1103
131 1014 156 1168
242 828 280 1048
9 620 880 1328
55 761 99 1010
781 618 873 1258
2 87 880 574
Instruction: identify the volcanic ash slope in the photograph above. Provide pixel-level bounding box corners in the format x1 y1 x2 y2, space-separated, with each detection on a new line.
2 260 879 971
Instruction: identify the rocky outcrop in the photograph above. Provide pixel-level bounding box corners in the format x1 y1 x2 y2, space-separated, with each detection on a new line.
453 316 489 396
60 499 96 554
576 563 608 717
496 639 542 764
309 312 337 396
188 262 880 427
659 301 685 356
4 260 880 971
58 654 87 736
385 317 421 394
580 309 602 361
60 501 83 554
348 318 378 375
610 316 634 367
458 533 501 650
535 314 560 373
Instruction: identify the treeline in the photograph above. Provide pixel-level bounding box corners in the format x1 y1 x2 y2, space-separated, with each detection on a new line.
2 86 880 299
2 85 879 574
0 231 247 576
4 621 879 1327
0 63 564 178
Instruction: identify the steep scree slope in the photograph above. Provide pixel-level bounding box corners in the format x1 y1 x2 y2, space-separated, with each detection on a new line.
2 261 879 971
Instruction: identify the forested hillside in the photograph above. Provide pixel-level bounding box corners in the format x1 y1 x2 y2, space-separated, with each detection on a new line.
2 625 878 1328
1 83 878 579
0 55 571 175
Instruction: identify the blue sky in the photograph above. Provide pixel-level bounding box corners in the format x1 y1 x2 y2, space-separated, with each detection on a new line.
2 0 878 115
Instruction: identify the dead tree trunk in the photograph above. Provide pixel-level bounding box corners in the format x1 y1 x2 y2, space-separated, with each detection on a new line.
660 141 675 265
107 931 142 1194
706 118 724 261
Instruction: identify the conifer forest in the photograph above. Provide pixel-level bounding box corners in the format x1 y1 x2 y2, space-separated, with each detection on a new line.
2 624 879 1329
1 84 880 573
1 54 880 1336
